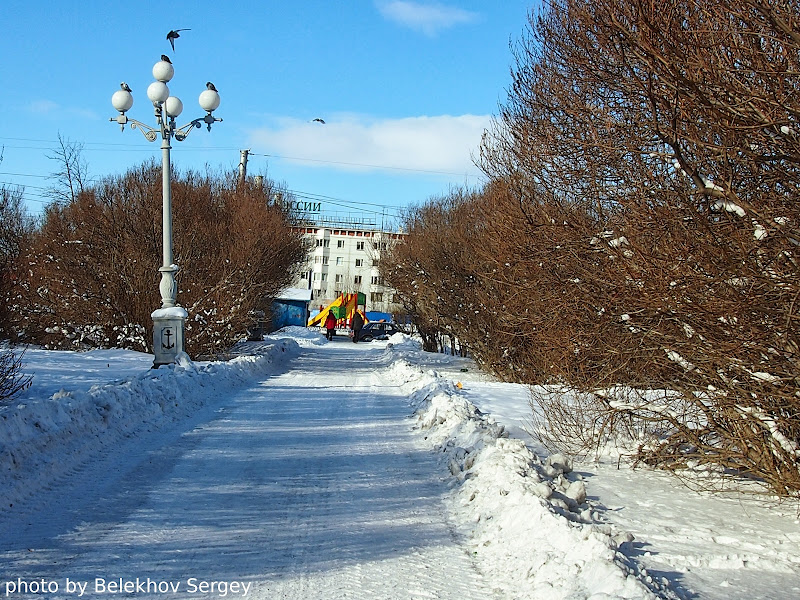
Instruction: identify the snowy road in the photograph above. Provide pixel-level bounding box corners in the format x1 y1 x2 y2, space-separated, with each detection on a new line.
0 341 496 599
5 330 800 599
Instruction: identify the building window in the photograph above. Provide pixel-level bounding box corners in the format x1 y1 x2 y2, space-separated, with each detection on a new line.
354 275 362 285
321 273 327 282
336 256 343 266
315 238 330 248
337 240 345 248
356 241 365 250
314 256 329 265
335 274 343 283
371 275 384 285
355 259 363 267
370 292 384 303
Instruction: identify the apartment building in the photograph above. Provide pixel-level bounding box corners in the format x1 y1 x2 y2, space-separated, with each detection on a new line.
293 225 405 315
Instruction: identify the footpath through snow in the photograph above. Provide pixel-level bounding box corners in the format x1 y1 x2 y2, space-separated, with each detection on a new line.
1 328 799 599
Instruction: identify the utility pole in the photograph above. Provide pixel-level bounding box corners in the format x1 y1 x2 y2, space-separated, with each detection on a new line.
238 149 249 185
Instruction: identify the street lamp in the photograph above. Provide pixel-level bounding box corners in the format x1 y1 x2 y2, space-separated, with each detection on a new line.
110 58 222 367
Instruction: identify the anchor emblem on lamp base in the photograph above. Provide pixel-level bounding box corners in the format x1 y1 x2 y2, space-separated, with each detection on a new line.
162 327 176 350
152 264 187 367
152 306 187 367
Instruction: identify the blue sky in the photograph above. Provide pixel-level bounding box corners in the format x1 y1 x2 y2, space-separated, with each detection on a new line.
1 1 535 226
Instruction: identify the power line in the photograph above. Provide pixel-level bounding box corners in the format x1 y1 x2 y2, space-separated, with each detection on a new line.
285 191 404 220
284 187 397 208
2 177 406 217
0 172 50 180
2 137 463 219
0 135 240 152
2 169 409 217
2 135 482 178
2 136 481 184
248 151 482 178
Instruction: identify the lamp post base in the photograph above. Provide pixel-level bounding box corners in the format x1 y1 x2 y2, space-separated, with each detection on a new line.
152 306 188 367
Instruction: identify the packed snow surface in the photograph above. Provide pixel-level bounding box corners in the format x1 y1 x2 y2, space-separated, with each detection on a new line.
1 327 799 599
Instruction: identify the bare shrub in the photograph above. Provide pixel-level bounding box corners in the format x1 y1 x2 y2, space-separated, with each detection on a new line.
0 346 32 404
8 162 307 358
527 388 621 459
382 0 800 495
479 0 800 496
381 192 485 354
0 185 34 340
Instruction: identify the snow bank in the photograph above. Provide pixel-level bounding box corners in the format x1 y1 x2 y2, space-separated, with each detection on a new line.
384 339 676 600
0 338 299 510
268 325 329 347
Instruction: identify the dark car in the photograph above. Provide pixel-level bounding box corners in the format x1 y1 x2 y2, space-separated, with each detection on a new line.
357 322 402 342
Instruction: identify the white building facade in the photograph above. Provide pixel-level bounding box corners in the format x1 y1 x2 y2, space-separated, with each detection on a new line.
293 225 405 315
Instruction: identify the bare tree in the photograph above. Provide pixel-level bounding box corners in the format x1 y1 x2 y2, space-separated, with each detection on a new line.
45 133 89 205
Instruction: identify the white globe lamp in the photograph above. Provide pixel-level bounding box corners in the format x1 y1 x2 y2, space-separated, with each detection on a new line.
111 90 133 113
165 96 183 118
152 60 175 83
147 81 170 104
199 89 221 112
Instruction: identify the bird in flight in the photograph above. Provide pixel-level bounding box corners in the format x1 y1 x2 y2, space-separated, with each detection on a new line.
206 82 218 92
120 82 132 92
161 54 172 64
166 29 190 51
312 118 326 124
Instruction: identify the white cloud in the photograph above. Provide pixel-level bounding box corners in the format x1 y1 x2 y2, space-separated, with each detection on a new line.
27 100 98 120
28 100 60 114
247 114 489 178
376 1 479 36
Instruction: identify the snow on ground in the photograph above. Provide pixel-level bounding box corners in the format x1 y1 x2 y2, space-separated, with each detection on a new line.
386 337 800 600
1 328 799 599
383 339 671 600
1 339 300 513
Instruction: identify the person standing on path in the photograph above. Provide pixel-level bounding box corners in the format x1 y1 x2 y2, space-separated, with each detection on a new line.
324 312 337 341
350 307 365 343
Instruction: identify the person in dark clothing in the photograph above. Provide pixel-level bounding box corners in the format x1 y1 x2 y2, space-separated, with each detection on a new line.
350 308 365 343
